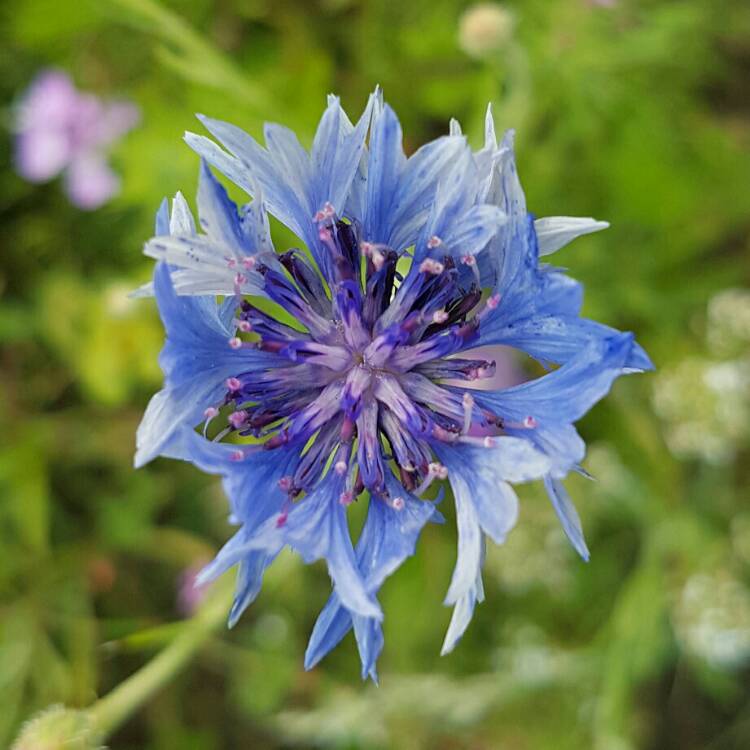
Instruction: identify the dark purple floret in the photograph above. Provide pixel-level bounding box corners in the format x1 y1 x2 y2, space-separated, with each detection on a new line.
206 212 501 503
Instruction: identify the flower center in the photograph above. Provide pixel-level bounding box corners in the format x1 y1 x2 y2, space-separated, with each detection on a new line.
200 213 524 502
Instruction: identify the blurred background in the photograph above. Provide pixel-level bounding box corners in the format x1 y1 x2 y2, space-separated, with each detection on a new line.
1 0 749 748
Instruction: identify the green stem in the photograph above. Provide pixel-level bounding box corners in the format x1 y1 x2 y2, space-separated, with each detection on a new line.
89 578 232 740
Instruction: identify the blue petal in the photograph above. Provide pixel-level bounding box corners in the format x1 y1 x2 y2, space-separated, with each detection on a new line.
419 145 476 242
304 597 353 671
181 431 298 533
472 105 500 203
476 139 576 326
190 95 374 279
479 313 652 370
351 614 384 683
262 122 314 233
623 340 655 372
304 502 382 620
490 212 541 322
304 601 385 683
305 474 438 678
185 435 299 628
154 266 273 385
438 439 546 596
485 130 527 276
134 264 281 467
197 159 246 254
311 95 374 218
239 191 273 257
335 90 375 223
543 476 590 561
227 550 279 627
184 130 259 201
510 422 586 478
228 474 382 620
189 117 312 244
154 197 169 235
135 375 225 467
535 271 584 317
363 104 406 244
472 144 652 372
142 176 273 299
432 438 550 650
474 331 641 425
415 144 508 264
436 204 506 259
387 135 467 251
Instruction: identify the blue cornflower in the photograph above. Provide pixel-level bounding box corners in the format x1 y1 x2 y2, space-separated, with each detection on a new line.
135 92 652 680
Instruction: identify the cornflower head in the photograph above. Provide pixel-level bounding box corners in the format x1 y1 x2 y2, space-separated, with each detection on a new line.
135 91 652 680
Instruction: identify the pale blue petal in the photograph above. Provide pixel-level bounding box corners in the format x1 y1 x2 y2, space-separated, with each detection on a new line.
170 192 196 234
441 468 484 605
335 91 372 223
435 438 548 639
129 198 169 298
414 145 476 261
239 191 273 256
441 556 485 656
153 265 274 385
144 234 266 297
543 476 590 561
351 614 384 682
184 131 258 198
510 422 587 479
316 505 382 620
192 97 373 278
536 271 584 317
186 437 298 610
438 442 533 547
144 168 272 299
181 431 298 531
262 122 314 232
534 216 609 256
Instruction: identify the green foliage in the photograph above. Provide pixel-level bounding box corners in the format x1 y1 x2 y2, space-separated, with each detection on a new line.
1 0 749 747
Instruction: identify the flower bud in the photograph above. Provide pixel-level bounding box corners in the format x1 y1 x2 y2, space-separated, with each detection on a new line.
11 705 101 750
458 3 515 58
